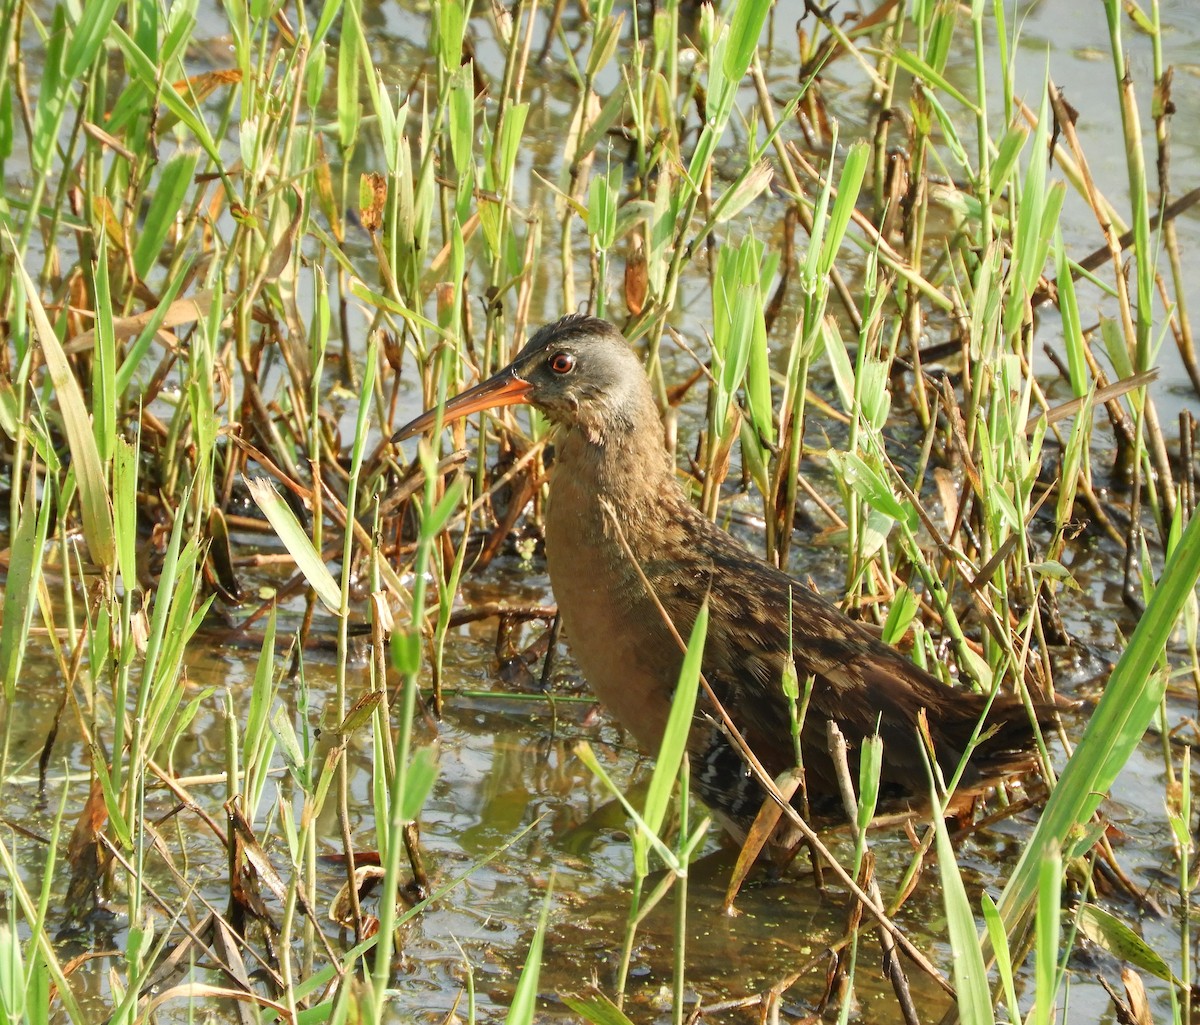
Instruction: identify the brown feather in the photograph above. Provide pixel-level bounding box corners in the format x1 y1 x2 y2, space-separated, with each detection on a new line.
397 315 1055 838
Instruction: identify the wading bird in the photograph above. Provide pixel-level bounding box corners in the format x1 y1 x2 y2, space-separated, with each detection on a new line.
396 315 1050 841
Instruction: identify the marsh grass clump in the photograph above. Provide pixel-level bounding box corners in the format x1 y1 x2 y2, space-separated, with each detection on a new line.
1 1 1199 1023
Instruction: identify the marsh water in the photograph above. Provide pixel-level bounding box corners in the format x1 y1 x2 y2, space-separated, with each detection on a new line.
5 1 1200 1022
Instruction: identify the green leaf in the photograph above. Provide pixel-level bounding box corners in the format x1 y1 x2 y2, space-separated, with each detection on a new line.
399 747 439 822
0 69 13 163
425 476 466 538
561 987 638 1025
576 83 629 164
1055 230 1088 396
7 230 115 568
338 691 384 735
1032 848 1062 1025
91 239 117 466
0 468 50 702
981 893 1020 1025
246 477 343 615
573 741 679 871
0 916 26 1020
31 7 71 174
111 24 223 165
934 792 996 1025
271 705 307 784
115 257 195 398
64 0 123 79
435 0 468 76
585 9 624 80
448 63 475 180
133 151 200 281
311 0 345 46
827 450 914 528
243 605 279 791
856 735 883 832
1078 903 1178 984
504 878 553 1025
723 0 770 89
998 507 1200 944
711 158 773 226
337 0 363 149
881 585 919 646
391 629 422 677
820 317 856 411
818 141 870 279
990 123 1029 197
587 164 622 251
642 602 708 843
878 45 980 113
112 437 139 595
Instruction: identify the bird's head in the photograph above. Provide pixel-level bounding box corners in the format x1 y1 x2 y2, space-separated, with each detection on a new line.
394 315 652 441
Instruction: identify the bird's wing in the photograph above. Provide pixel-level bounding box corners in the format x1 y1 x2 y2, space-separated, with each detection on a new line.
665 509 1026 781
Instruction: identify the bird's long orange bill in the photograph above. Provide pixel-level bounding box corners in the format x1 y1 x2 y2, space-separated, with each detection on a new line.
392 369 533 441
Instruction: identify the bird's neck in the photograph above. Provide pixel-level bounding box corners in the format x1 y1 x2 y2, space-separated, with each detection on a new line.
548 399 681 542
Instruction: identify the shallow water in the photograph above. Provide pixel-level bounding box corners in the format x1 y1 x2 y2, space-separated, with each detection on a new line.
0 547 1180 1023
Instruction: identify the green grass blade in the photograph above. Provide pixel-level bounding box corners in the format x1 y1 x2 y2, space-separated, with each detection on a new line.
113 436 139 591
981 894 1020 1025
7 230 115 569
935 791 996 1025
0 908 25 1021
723 0 771 87
246 477 344 615
998 508 1200 937
110 24 223 164
399 746 439 822
91 243 117 464
64 0 123 78
642 601 708 839
132 151 199 281
1077 902 1179 983
1031 848 1062 1025
818 141 870 279
504 878 553 1025
30 7 71 175
561 988 638 1025
876 46 980 114
0 466 50 703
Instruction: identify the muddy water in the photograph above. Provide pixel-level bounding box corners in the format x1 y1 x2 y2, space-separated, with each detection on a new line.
5 1 1200 1022
0 561 1175 1023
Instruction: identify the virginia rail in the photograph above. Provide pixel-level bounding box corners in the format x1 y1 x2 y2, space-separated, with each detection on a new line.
396 315 1049 837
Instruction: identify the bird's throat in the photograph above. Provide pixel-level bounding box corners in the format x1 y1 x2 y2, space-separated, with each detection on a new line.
548 408 678 541
542 414 689 753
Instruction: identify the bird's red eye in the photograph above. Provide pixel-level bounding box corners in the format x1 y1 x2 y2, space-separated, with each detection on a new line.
549 351 576 374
